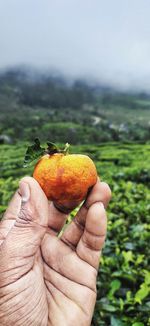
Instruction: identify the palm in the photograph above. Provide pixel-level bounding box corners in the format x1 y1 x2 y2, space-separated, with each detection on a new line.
13 232 96 326
42 233 97 325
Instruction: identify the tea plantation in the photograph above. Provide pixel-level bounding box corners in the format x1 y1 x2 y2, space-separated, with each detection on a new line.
0 142 150 326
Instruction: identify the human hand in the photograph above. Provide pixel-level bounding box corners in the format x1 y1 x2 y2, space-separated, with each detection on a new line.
0 177 111 326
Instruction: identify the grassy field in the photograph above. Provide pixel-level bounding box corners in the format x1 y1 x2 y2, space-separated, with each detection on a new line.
0 142 150 326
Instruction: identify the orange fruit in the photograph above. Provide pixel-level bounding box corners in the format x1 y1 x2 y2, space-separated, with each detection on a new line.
33 152 97 213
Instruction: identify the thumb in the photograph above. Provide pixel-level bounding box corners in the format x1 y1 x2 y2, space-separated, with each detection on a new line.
4 176 49 258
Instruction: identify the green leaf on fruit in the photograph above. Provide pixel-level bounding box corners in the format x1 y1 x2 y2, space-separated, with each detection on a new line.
23 138 45 167
23 139 71 167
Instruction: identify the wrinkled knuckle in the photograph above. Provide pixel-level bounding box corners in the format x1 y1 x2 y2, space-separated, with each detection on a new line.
82 235 94 251
73 217 84 230
84 231 106 251
17 205 33 224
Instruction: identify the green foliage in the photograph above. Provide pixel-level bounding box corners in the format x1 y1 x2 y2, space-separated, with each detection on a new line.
0 142 150 325
24 138 46 166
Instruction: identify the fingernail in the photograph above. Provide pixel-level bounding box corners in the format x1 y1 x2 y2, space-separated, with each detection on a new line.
18 182 30 203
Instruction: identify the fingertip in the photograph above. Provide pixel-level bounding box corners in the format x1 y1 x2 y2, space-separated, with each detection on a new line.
86 202 107 236
17 176 49 227
85 180 111 209
100 182 112 203
19 176 48 212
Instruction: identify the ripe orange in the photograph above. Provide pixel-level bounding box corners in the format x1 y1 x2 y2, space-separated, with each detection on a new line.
33 152 97 213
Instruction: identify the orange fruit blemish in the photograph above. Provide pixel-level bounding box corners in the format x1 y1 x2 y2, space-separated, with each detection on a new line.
33 152 97 213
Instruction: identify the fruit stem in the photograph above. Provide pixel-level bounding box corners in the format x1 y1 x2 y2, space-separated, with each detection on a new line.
63 143 70 155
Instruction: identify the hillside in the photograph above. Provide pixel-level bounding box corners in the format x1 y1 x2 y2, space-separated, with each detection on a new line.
0 67 150 144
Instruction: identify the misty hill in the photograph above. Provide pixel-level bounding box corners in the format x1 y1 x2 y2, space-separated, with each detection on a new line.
0 67 150 144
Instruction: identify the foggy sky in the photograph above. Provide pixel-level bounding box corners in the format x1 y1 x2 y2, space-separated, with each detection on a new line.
0 0 150 91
